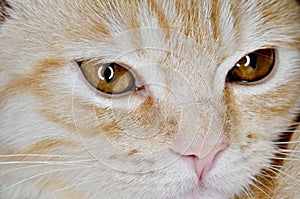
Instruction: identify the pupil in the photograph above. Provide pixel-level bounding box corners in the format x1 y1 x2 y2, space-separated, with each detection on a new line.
104 65 115 83
249 53 257 69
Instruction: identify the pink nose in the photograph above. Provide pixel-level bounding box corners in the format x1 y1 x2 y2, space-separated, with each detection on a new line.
171 127 229 180
185 141 228 180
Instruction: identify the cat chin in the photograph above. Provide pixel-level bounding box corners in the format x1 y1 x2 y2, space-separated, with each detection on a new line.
177 190 231 199
167 181 234 199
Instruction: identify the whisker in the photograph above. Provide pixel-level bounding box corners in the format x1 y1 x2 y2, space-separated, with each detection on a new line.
0 164 58 175
251 176 274 195
41 172 100 198
0 159 97 165
272 140 300 144
242 187 254 199
0 161 95 175
257 173 276 181
249 181 272 199
267 156 299 161
278 149 300 153
273 152 300 158
256 171 276 181
264 166 294 188
0 165 95 193
269 164 283 169
269 166 300 182
276 130 299 133
0 154 80 158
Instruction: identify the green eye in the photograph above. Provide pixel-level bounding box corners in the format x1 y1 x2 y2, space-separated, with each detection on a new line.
227 49 275 83
79 61 136 95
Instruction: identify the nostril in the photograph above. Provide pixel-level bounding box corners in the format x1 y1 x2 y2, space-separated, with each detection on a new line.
183 154 198 161
181 142 228 181
182 150 198 158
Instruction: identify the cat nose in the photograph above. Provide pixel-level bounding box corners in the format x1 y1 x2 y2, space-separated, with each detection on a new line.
171 136 229 180
185 141 228 180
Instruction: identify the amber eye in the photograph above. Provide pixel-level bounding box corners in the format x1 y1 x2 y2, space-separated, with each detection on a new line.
79 60 136 95
227 49 275 83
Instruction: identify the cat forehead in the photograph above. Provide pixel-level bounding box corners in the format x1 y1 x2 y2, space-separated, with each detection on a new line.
8 0 299 63
59 0 297 66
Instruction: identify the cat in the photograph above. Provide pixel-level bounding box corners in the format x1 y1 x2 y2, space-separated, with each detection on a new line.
0 0 299 198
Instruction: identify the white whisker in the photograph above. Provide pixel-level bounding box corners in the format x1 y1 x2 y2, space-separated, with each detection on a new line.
269 164 282 169
0 161 95 175
0 164 58 175
0 159 97 165
41 172 100 198
264 166 293 188
269 166 300 182
0 154 79 158
242 187 254 199
0 165 95 193
278 149 300 153
249 181 272 199
251 176 274 195
274 152 300 158
267 156 299 161
273 140 300 144
256 172 276 181
258 171 275 179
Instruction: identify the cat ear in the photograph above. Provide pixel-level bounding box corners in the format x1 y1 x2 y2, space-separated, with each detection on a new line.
0 0 11 23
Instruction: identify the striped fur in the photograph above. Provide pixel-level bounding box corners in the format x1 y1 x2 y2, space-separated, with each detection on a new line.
0 0 299 198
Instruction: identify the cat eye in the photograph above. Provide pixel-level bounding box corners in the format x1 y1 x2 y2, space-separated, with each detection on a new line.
227 49 275 83
78 61 136 95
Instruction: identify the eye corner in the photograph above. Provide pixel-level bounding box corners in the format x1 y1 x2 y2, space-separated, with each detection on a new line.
75 60 84 66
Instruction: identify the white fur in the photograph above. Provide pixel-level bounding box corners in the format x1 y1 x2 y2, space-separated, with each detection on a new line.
1 0 299 198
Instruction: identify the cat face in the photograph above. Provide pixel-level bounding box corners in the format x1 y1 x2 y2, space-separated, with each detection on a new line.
1 0 299 198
